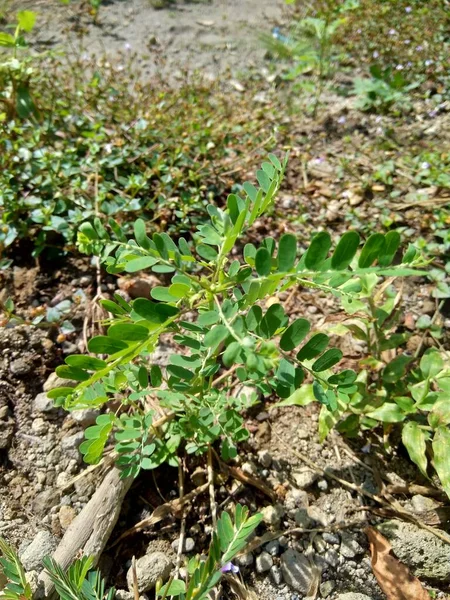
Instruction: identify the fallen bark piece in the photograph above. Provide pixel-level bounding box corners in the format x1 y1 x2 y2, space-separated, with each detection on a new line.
36 467 133 599
366 526 430 600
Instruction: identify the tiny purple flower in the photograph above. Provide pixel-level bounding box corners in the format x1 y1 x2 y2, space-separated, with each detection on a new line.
396 64 404 70
421 162 431 170
388 28 397 35
428 109 438 118
337 116 346 124
425 59 433 66
407 61 413 67
357 28 362 34
416 45 423 51
124 43 131 51
221 562 239 574
375 116 382 123
405 6 412 12
373 51 379 59
314 157 325 163
404 39 411 45
361 443 371 454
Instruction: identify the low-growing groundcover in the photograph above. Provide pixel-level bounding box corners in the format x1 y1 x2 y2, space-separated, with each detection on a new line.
0 52 281 265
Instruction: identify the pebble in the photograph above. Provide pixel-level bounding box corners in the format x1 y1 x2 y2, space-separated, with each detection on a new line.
170 537 195 553
126 552 173 593
31 418 48 436
10 358 32 376
59 505 76 530
71 409 99 427
294 509 312 528
270 565 283 586
323 532 340 545
258 450 272 468
20 531 58 571
261 504 285 528
61 431 85 452
264 540 280 556
33 392 59 415
292 469 319 489
324 549 339 568
317 479 328 491
307 506 332 526
256 551 273 573
320 580 336 597
281 549 316 594
340 532 364 559
236 552 254 567
33 489 60 517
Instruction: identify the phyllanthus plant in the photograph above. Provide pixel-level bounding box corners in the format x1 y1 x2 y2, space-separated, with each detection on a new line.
48 153 426 480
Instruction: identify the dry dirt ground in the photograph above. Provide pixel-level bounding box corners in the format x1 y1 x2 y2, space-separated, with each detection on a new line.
26 0 286 81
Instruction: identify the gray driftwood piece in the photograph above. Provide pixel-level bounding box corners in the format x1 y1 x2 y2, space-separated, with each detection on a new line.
37 467 133 599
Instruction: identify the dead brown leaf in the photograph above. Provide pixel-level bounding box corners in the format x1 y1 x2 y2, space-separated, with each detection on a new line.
366 527 430 600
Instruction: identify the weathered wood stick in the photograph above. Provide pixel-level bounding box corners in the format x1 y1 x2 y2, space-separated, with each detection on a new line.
36 467 133 599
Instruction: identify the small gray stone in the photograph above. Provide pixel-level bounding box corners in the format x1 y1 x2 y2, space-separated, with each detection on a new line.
292 469 319 489
61 431 85 452
313 536 327 553
10 358 32 376
281 549 315 594
411 494 440 513
294 508 312 528
71 409 99 427
20 531 57 571
235 552 254 567
340 532 364 559
171 537 195 553
258 449 272 468
31 418 47 436
261 504 285 528
270 565 283 586
285 489 308 512
322 532 340 545
264 540 280 556
317 479 328 491
126 552 173 593
33 392 59 415
324 549 339 568
307 506 332 526
320 580 336 597
33 489 60 517
377 520 450 580
43 373 75 392
256 551 273 573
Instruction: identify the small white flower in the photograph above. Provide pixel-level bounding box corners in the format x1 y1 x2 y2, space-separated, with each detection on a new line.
421 161 431 169
124 43 131 51
405 6 412 13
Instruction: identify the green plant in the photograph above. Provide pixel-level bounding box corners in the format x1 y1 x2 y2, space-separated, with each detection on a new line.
46 155 426 482
0 504 260 600
0 10 38 120
280 269 450 496
353 65 418 113
156 504 261 600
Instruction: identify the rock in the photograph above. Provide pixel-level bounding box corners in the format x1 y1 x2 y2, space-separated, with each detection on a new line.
264 540 280 556
294 509 312 528
410 494 440 513
59 505 76 530
339 532 364 558
292 468 319 489
25 570 42 596
317 479 328 491
320 581 336 597
322 532 340 545
31 418 47 436
56 472 72 488
377 520 450 580
71 409 99 427
0 420 14 449
235 552 254 567
33 392 59 415
43 372 75 392
281 549 315 594
256 551 273 573
307 506 332 526
324 549 339 568
10 357 32 376
126 552 173 593
117 276 160 299
33 489 60 517
257 449 272 468
336 595 373 600
285 489 308 512
170 537 195 553
261 504 285 528
61 431 84 452
269 565 283 586
20 531 58 571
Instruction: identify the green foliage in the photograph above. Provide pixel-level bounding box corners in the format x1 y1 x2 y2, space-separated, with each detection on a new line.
0 55 277 261
0 10 37 121
43 556 114 600
48 155 426 481
0 538 32 600
353 65 418 113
